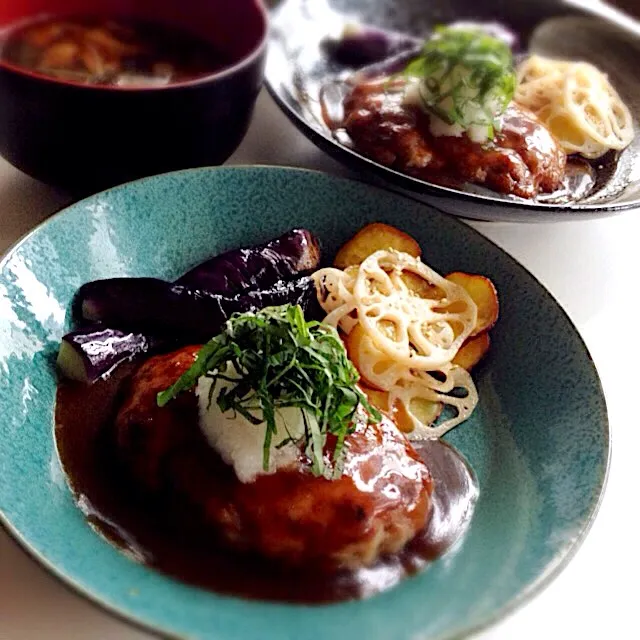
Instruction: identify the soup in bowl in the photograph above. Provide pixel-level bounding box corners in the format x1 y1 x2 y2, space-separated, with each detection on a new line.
0 0 268 190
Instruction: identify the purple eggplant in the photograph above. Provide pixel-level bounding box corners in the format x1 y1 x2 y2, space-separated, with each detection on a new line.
74 276 318 340
175 229 321 294
327 22 518 82
348 47 423 83
61 230 323 382
57 328 160 383
323 23 422 66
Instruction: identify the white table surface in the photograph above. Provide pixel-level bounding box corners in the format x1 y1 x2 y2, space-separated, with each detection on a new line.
1 89 638 640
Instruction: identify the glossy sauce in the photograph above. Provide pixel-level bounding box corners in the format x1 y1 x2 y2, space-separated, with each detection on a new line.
324 77 598 201
55 367 478 603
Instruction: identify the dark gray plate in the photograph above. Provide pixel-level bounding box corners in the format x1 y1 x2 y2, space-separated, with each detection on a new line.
266 0 640 221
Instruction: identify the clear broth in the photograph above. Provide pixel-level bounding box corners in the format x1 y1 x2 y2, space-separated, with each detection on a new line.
1 15 230 86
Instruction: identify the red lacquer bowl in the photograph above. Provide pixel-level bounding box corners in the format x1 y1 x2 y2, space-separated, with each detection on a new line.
0 0 268 190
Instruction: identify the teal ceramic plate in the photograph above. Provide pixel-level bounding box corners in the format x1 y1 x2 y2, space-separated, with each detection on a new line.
0 167 609 639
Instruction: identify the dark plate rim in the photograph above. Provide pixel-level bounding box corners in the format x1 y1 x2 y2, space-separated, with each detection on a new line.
265 0 640 218
0 165 611 640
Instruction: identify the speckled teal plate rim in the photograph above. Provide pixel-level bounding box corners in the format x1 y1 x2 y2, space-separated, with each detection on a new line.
0 166 610 640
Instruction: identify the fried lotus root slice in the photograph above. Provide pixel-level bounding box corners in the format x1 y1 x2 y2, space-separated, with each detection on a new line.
445 272 499 335
354 251 477 369
395 396 442 433
334 223 421 269
389 368 478 438
346 323 406 389
360 384 442 433
452 332 491 371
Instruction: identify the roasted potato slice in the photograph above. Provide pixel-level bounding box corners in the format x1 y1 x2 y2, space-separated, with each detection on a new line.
345 324 401 390
445 272 499 335
360 384 391 412
360 384 442 433
334 223 421 269
401 271 444 300
452 332 491 370
395 397 442 433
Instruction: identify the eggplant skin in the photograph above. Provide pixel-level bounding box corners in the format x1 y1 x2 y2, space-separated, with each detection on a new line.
322 25 421 66
57 328 159 383
323 23 518 79
62 230 322 382
175 229 321 294
74 276 319 341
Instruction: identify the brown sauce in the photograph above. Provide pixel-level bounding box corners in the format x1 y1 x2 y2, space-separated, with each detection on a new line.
1 16 229 86
323 77 600 201
55 365 478 603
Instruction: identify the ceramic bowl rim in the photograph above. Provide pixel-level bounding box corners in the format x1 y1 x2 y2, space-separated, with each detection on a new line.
265 0 640 216
0 165 611 640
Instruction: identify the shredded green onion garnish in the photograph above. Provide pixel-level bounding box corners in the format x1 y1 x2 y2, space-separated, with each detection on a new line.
404 25 516 138
157 304 380 478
